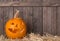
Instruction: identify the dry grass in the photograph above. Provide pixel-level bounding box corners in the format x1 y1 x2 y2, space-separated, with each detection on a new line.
0 33 60 41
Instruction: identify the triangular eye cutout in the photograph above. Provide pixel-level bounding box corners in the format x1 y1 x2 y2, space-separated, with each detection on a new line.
11 23 14 25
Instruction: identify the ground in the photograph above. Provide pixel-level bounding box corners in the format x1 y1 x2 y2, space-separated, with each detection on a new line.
0 33 60 41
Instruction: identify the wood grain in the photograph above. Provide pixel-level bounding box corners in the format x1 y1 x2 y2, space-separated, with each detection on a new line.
43 7 57 35
0 0 60 6
0 0 42 6
3 7 13 35
0 7 4 35
22 7 33 33
43 0 60 6
56 7 60 35
32 7 43 35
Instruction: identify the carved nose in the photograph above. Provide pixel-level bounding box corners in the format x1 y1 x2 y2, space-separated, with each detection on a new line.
15 24 18 27
12 28 15 31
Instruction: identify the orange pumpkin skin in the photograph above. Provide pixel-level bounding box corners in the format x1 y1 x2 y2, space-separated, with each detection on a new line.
5 18 27 39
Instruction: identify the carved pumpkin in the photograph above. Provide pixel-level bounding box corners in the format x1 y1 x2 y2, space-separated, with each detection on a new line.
5 10 27 39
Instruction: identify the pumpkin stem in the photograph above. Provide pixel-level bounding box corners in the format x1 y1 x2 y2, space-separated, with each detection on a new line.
14 9 20 18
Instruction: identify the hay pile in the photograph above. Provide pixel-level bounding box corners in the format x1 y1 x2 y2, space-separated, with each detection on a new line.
0 33 60 41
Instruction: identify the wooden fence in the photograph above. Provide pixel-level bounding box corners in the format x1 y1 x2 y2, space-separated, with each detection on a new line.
0 0 60 35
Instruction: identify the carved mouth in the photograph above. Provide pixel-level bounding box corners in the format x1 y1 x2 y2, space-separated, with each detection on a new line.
8 28 18 33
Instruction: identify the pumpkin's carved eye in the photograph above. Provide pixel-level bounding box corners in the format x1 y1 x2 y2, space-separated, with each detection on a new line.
11 23 14 25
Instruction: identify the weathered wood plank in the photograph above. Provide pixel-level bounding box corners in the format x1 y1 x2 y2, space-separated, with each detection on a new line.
3 7 13 35
22 7 33 33
0 0 42 6
0 0 13 3
32 7 43 35
56 7 60 35
14 7 33 33
51 8 57 35
0 0 60 6
3 0 12 2
43 7 57 35
0 0 4 2
0 7 4 35
13 0 41 2
43 0 60 6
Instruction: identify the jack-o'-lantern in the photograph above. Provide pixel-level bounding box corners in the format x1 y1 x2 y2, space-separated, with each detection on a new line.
5 10 27 39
